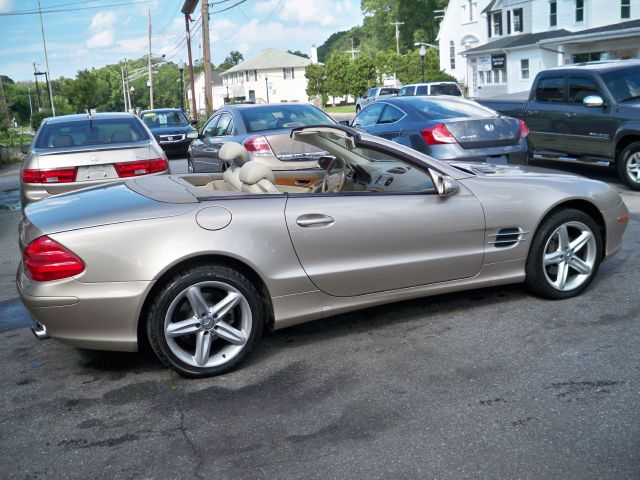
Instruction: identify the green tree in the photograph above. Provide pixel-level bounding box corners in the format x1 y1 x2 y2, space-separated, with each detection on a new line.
324 52 351 101
347 53 376 97
305 63 327 106
287 50 310 59
218 51 244 71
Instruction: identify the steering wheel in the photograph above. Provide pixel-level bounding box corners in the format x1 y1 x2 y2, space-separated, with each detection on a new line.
319 157 347 193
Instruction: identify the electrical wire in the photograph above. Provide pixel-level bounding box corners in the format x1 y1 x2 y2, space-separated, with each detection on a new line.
211 0 248 14
238 0 282 23
0 0 154 16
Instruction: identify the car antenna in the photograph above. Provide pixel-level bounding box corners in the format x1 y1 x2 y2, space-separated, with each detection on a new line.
85 105 96 129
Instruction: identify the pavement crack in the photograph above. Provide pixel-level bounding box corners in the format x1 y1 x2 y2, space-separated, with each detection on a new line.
178 406 204 480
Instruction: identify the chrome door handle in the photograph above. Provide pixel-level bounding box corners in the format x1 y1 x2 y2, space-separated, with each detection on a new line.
296 214 334 227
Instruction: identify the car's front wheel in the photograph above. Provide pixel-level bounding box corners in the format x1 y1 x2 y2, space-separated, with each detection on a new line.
525 209 602 299
617 141 640 191
146 265 264 377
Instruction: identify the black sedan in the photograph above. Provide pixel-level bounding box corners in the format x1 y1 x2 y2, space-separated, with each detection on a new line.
141 108 198 157
346 97 530 165
188 103 336 173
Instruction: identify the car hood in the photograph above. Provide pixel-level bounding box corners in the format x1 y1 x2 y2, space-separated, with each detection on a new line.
148 125 195 135
20 181 196 245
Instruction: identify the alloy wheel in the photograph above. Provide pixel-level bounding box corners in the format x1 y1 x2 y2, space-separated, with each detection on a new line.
626 152 640 184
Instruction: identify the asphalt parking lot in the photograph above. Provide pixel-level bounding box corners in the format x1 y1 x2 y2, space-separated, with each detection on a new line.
0 158 639 479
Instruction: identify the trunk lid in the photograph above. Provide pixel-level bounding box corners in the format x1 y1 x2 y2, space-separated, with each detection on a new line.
20 179 196 245
444 117 520 149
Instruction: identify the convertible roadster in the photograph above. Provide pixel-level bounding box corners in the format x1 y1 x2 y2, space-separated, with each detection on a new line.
17 125 629 377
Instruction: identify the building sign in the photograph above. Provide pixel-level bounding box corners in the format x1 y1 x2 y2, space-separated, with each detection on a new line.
491 54 506 69
477 55 492 71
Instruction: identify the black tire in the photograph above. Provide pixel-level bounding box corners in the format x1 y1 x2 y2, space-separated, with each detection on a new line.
617 141 640 191
146 265 264 378
525 209 602 300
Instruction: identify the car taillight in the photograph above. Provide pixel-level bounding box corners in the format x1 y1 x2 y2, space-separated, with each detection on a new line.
114 158 168 178
518 119 529 138
24 236 85 281
243 136 274 156
420 124 457 145
21 167 77 184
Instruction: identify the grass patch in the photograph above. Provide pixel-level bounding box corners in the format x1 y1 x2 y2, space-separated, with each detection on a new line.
322 105 356 114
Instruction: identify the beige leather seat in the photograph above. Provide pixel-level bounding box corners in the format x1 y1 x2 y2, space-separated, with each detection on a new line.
239 161 280 193
206 142 249 191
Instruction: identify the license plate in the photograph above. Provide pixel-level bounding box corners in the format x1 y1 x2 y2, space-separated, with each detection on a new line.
77 166 110 180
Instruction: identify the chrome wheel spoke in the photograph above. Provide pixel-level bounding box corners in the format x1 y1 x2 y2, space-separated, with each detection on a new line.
569 256 592 275
557 225 570 250
569 230 592 254
194 331 213 366
544 250 564 266
211 291 242 320
186 286 210 317
213 320 247 346
553 260 569 290
166 317 202 337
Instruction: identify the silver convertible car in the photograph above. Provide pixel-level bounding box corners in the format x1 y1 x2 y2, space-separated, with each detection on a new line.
17 125 629 377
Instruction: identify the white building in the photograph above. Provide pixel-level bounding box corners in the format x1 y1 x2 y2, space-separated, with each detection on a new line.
188 71 226 114
220 48 313 104
438 0 640 98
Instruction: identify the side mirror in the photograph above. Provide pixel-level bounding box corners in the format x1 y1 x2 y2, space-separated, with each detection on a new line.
21 143 30 155
190 119 198 126
337 120 350 127
583 95 604 107
429 169 459 197
318 155 335 170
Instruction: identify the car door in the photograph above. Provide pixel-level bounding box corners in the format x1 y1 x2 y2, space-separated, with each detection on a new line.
367 104 406 141
351 103 385 133
201 112 234 171
284 142 485 297
191 114 219 172
524 75 569 156
562 74 617 159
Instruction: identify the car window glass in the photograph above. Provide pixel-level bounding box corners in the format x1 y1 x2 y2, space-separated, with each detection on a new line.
380 88 398 96
202 115 219 137
142 110 188 127
535 76 565 103
352 103 385 127
35 117 149 149
398 86 412 96
601 66 640 102
240 105 333 133
378 105 404 124
429 84 462 96
568 76 602 104
416 85 428 95
410 98 495 119
365 88 376 98
213 113 232 136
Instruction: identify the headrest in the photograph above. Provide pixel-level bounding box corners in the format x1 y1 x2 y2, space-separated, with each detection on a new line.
53 134 74 148
239 161 275 185
219 142 249 167
111 130 133 142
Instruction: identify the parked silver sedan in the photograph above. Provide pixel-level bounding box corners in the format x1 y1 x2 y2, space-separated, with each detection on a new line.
17 125 629 378
20 112 168 205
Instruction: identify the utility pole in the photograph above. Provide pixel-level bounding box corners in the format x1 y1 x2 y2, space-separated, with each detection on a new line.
147 9 154 109
27 86 33 129
391 21 405 54
37 0 55 116
346 37 360 60
121 65 128 112
33 62 42 112
201 0 212 116
265 75 270 103
181 0 199 119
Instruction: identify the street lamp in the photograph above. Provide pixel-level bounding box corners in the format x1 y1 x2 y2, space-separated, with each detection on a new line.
419 45 426 83
178 60 185 110
129 86 135 113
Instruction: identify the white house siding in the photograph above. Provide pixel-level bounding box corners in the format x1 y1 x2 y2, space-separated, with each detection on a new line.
222 67 309 104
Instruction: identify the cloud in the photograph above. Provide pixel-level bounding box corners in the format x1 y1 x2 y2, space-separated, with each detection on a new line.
86 30 115 49
89 10 117 30
0 0 14 13
253 0 357 27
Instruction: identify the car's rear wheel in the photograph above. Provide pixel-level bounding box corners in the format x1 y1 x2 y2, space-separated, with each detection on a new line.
146 265 263 378
525 209 602 299
617 141 640 191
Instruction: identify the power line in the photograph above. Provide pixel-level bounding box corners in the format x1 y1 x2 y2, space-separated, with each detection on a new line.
0 0 154 16
211 0 248 14
238 0 282 23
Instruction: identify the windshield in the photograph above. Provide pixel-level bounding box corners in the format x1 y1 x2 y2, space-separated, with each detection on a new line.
408 98 496 119
240 105 334 133
141 110 189 127
430 84 462 96
601 66 640 103
35 117 150 149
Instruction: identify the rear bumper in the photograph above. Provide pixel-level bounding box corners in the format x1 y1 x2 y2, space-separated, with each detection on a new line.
430 140 530 165
159 139 192 155
16 264 152 352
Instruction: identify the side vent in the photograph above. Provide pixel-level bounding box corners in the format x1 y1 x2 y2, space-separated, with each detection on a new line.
488 227 527 248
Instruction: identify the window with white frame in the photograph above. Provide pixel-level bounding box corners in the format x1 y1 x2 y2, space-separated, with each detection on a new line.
576 0 584 22
521 59 530 79
450 41 456 69
550 1 557 26
513 8 523 32
283 68 295 79
622 0 630 18
493 12 503 36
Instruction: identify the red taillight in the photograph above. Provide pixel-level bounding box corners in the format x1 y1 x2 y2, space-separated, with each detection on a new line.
21 167 77 184
24 236 85 281
243 136 274 156
518 119 529 138
114 158 168 178
420 124 457 145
